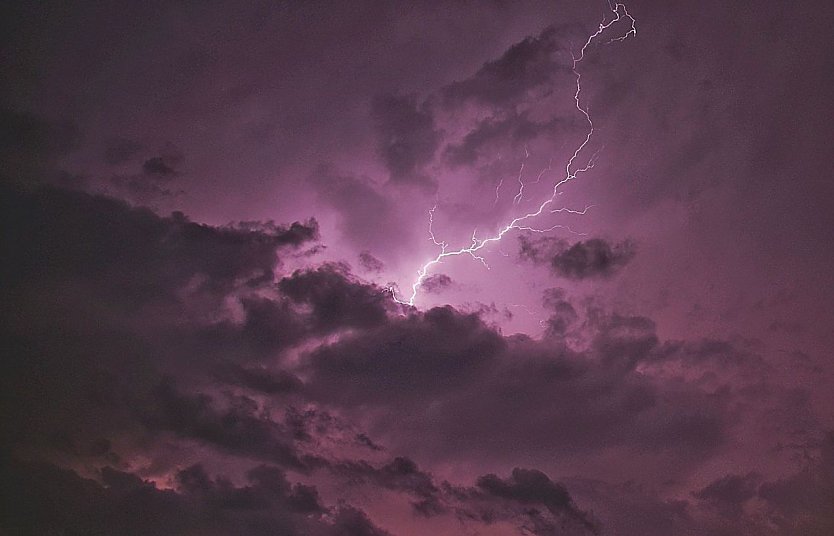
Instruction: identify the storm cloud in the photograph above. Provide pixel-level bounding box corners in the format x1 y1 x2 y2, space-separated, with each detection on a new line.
520 236 636 279
2 0 833 534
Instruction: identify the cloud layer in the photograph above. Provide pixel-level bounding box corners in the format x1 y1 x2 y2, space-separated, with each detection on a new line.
2 0 834 534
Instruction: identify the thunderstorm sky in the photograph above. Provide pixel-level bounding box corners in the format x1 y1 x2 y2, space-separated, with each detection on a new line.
2 1 834 535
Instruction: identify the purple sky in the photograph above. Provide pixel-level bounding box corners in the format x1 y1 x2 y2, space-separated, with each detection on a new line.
2 0 834 534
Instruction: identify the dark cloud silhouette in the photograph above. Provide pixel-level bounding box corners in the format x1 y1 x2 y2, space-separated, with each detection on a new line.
213 363 303 395
756 432 834 535
551 239 636 279
331 456 597 533
694 472 761 518
142 143 184 177
1 185 319 299
2 0 833 533
278 263 393 333
520 236 636 280
468 468 598 534
0 184 323 466
0 458 393 536
300 301 732 467
142 156 178 176
334 456 443 516
443 26 571 108
306 306 505 406
542 288 579 336
445 112 569 167
0 181 824 535
358 251 385 273
421 273 453 294
110 144 186 199
141 381 310 469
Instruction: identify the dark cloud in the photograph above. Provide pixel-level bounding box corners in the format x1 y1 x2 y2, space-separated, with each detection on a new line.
421 273 453 294
306 306 505 407
520 236 636 280
442 26 571 108
0 184 323 465
467 468 598 535
0 458 394 536
756 431 834 535
358 251 385 273
693 472 761 518
332 458 599 534
1 185 318 300
142 156 178 177
542 288 579 337
142 143 184 177
140 381 310 469
330 454 598 533
325 505 394 536
109 144 186 199
355 433 384 452
0 181 822 534
300 301 733 468
213 363 303 395
563 479 697 536
550 239 636 280
334 456 443 516
278 263 392 333
371 94 439 186
2 0 832 533
444 112 568 167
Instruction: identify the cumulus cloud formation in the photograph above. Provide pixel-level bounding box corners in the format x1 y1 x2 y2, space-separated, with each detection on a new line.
1 458 395 536
3 0 833 534
1 182 831 535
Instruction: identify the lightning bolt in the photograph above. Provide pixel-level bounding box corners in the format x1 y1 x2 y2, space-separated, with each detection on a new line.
390 1 636 307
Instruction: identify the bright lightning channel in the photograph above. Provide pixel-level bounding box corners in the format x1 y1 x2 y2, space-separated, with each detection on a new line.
390 1 636 307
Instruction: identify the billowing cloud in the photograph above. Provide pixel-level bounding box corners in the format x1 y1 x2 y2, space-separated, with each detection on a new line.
2 0 833 534
0 182 828 535
0 458 394 536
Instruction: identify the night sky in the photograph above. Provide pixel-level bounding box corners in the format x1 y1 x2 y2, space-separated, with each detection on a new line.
2 1 834 534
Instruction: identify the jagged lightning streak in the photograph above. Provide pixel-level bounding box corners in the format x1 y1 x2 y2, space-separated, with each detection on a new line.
512 145 531 205
390 1 636 307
